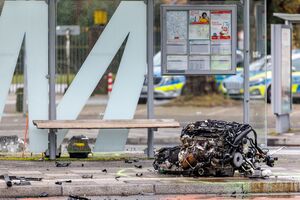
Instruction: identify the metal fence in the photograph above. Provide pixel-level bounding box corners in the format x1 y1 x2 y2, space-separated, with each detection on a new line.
9 25 127 95
56 28 90 94
10 28 90 94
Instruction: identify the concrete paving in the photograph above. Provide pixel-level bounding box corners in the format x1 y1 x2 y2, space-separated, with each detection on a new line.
1 95 300 198
8 194 300 199
0 151 300 198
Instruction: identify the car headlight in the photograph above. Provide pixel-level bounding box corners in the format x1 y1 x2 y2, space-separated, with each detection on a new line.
250 89 261 96
249 78 265 87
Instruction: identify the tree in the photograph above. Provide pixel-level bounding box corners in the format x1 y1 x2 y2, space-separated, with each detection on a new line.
57 0 77 25
267 0 300 50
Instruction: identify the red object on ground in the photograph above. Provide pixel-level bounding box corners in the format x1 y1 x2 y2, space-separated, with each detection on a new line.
107 72 113 95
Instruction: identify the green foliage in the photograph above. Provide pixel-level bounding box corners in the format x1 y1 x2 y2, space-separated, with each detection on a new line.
57 0 77 25
57 0 120 27
267 0 300 50
79 1 112 27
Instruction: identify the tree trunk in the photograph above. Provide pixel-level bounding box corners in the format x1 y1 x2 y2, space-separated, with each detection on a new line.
183 76 218 96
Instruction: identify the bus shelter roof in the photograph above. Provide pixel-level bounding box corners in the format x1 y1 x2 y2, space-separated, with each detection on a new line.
274 13 300 23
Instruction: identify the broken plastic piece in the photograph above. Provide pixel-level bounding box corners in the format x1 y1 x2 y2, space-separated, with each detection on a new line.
82 175 93 179
68 195 90 200
55 161 71 167
136 173 143 177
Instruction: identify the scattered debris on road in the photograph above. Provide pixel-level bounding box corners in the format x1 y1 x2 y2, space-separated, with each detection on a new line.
39 192 48 197
134 164 142 169
124 159 133 164
136 172 143 177
125 158 140 164
0 175 42 187
55 161 71 167
55 180 72 185
3 174 12 187
0 136 25 153
82 174 93 179
68 195 90 200
13 179 31 186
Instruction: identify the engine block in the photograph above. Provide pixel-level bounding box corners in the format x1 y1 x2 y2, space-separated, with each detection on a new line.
153 120 277 178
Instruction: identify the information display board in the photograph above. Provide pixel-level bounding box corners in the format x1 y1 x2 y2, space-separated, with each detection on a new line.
272 24 292 115
161 5 237 75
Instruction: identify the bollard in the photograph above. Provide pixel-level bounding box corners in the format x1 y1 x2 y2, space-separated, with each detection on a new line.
107 73 113 96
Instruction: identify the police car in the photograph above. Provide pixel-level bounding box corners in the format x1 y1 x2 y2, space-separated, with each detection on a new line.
220 53 300 103
140 52 186 102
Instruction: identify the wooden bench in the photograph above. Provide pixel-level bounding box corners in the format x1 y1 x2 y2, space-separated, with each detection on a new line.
33 119 181 158
33 119 180 129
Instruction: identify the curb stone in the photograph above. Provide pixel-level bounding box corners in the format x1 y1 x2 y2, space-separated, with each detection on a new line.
1 180 300 197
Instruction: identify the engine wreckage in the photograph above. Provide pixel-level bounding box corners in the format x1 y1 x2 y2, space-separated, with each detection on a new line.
153 120 277 178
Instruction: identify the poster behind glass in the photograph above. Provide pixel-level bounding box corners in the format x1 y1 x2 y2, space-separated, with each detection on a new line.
162 5 236 75
281 28 292 114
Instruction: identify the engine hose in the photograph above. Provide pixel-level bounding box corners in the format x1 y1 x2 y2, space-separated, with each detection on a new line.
248 137 264 155
233 127 253 146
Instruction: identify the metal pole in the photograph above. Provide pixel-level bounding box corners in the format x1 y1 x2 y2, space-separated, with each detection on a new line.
48 0 57 160
147 0 154 158
23 37 28 116
243 0 250 124
66 29 71 87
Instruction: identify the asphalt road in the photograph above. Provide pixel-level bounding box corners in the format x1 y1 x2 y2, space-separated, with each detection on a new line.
1 95 300 153
3 94 300 128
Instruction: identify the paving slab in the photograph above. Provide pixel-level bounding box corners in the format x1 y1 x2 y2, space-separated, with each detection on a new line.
0 156 299 198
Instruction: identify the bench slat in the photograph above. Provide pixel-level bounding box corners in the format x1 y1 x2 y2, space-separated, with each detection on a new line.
33 119 180 129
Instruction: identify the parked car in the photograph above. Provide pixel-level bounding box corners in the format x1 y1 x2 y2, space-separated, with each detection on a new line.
141 49 242 103
215 50 244 87
220 53 300 103
139 52 186 102
219 56 271 99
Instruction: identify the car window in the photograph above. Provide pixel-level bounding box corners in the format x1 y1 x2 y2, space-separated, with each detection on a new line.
249 57 266 71
292 58 300 71
154 77 162 85
153 52 161 66
265 62 272 71
162 77 174 85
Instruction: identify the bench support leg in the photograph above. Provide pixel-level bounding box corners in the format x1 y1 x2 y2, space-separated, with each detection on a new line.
48 129 57 160
147 128 154 158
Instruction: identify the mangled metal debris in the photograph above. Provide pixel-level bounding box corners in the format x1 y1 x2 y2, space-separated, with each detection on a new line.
3 174 12 187
67 135 91 158
0 136 25 153
55 161 71 167
82 174 93 179
0 175 42 187
153 120 277 178
68 195 90 200
55 180 72 185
